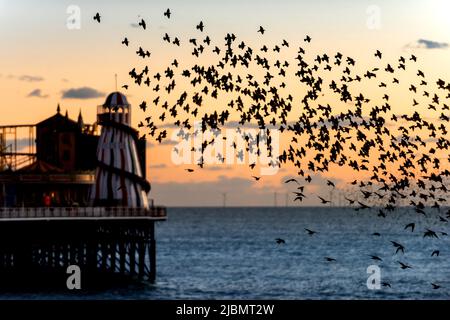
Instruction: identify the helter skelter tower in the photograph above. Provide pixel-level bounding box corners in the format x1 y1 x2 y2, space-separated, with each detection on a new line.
90 92 150 208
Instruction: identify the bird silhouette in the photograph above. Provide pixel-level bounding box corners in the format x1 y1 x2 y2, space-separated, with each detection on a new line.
375 50 382 59
164 8 171 19
196 21 204 32
285 178 299 184
391 241 405 254
275 238 286 244
397 261 412 269
138 18 146 30
326 180 335 188
431 283 441 289
369 255 383 262
93 13 101 23
318 196 331 204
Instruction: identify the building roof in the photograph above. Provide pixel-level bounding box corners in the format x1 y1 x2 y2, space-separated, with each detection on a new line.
103 92 129 108
36 106 79 131
17 160 64 174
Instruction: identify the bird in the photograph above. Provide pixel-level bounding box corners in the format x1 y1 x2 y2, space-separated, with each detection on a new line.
257 26 265 34
344 197 355 205
397 261 412 269
424 229 439 239
196 21 204 32
431 250 440 257
326 180 335 187
122 37 129 46
318 196 331 204
164 8 171 19
375 50 382 59
304 35 311 43
275 238 286 244
431 283 441 289
369 255 383 262
404 223 415 232
305 228 317 236
122 84 129 90
285 178 299 184
325 257 336 262
252 176 261 181
185 168 194 173
139 101 147 112
381 281 391 288
138 18 146 30
391 241 405 254
93 12 101 23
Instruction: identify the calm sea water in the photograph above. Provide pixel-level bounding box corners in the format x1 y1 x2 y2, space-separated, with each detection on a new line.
1 207 449 299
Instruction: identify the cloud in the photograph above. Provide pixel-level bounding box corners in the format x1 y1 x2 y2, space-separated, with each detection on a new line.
62 87 104 99
27 89 48 98
19 75 44 82
406 39 449 50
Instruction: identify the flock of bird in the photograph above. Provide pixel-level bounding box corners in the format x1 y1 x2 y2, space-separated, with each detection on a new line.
93 9 449 291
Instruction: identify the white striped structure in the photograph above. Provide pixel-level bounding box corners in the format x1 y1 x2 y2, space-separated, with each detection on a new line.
90 92 150 208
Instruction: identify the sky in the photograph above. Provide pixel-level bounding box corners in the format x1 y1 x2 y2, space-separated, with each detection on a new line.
0 0 449 206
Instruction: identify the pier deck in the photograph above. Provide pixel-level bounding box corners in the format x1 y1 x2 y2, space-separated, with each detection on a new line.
0 206 167 286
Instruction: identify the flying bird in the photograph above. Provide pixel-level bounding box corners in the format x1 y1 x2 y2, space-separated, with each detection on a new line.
138 18 147 30
431 283 441 289
375 50 382 59
196 21 204 32
93 12 101 23
305 228 317 236
164 8 171 19
397 261 412 269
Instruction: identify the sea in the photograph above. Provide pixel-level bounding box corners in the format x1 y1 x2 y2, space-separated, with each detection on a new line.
1 207 449 300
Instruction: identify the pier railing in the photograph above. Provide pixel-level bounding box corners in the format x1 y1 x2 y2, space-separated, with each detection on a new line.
0 206 167 221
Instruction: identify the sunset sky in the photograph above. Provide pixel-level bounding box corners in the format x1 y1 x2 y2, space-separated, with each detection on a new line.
0 0 449 206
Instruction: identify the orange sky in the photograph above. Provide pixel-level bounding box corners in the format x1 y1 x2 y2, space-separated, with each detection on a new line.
0 0 449 206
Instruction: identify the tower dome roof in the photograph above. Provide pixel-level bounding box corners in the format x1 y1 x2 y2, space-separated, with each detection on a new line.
103 91 129 108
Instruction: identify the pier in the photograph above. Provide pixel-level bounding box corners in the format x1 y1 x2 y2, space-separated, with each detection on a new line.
0 92 167 288
0 207 166 285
